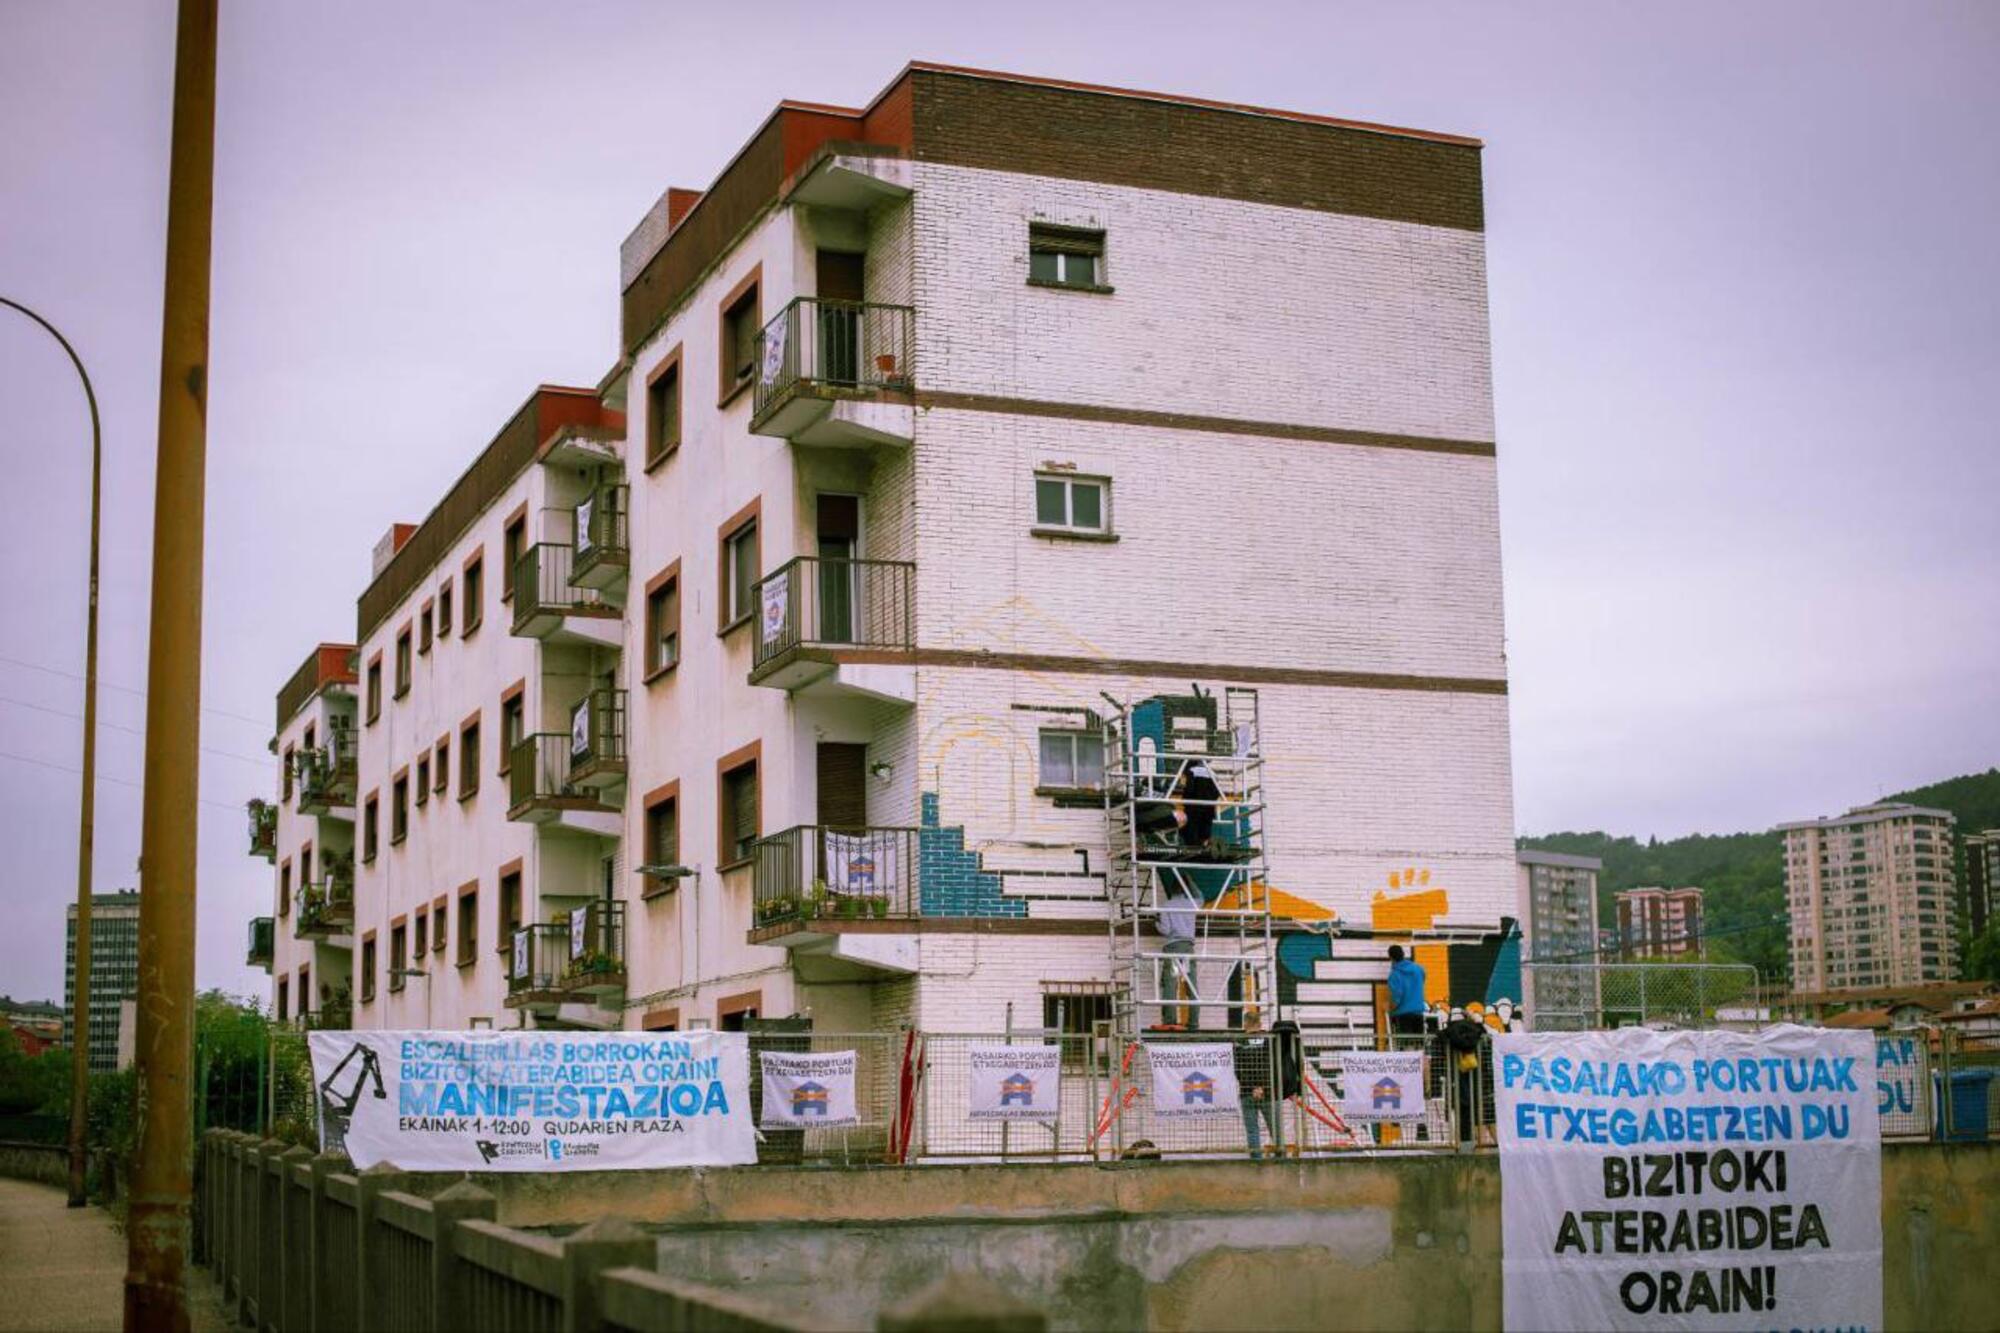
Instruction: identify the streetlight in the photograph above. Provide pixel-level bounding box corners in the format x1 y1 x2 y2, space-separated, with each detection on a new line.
0 295 104 1210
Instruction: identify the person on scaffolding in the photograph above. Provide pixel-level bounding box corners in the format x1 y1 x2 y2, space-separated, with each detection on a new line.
1154 865 1199 1031
1387 944 1428 1036
1173 759 1222 855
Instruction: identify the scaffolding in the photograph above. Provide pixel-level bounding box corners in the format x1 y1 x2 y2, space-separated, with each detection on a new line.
1102 686 1278 1036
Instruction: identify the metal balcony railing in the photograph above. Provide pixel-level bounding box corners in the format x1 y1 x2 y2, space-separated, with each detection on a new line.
751 557 915 674
571 484 630 588
506 923 570 999
248 799 277 861
752 298 915 421
567 688 627 786
302 999 351 1031
511 542 615 635
296 739 356 814
247 917 274 969
562 899 627 991
752 824 921 929
508 732 614 817
296 872 355 938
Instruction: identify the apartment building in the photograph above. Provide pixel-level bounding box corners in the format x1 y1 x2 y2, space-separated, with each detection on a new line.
259 64 1518 1038
1781 802 1958 993
1964 829 1997 938
1615 885 1704 960
1515 851 1601 1023
65 889 138 1071
247 643 360 1025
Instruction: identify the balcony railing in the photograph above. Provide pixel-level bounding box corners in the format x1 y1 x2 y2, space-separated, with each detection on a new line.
297 739 356 814
567 687 627 789
751 298 915 424
562 899 627 994
506 923 570 1001
247 799 277 861
296 872 355 939
303 999 351 1031
752 825 920 929
570 484 630 590
512 542 619 638
751 557 915 681
508 732 617 822
247 917 274 969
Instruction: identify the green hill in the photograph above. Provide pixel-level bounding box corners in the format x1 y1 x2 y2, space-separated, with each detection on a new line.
1519 767 2000 987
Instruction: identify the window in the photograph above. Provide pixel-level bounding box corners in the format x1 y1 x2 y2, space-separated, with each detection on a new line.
646 348 683 467
718 993 760 1032
391 772 409 844
499 690 524 776
419 602 433 654
279 860 291 917
394 626 412 698
365 654 383 723
282 745 295 801
719 750 759 866
1034 474 1109 535
456 885 478 966
459 717 480 799
432 898 447 955
462 552 484 635
502 511 526 602
416 753 430 806
645 564 681 678
300 842 313 888
644 784 680 897
437 579 453 636
720 512 759 632
360 933 377 1002
641 1007 680 1033
362 792 380 862
1042 986 1115 1067
434 737 450 795
718 269 761 403
498 867 522 954
413 911 427 959
298 964 311 1015
389 921 408 991
1038 728 1106 791
1028 223 1106 290
277 977 289 1023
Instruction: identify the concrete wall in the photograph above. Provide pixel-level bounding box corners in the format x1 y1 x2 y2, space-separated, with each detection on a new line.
471 1144 2000 1333
0 1141 67 1188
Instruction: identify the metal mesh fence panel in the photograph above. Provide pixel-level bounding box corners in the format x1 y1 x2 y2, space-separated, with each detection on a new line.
1875 1030 1935 1140
1522 962 1761 1031
746 1032 908 1165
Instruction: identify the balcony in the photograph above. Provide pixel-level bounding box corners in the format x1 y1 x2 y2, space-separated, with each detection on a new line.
296 740 356 817
505 922 571 1009
247 917 274 970
303 999 351 1032
510 543 622 647
561 899 627 997
506 733 621 836
566 688 627 792
750 825 922 962
750 298 914 449
296 869 355 941
247 799 277 862
748 557 915 702
569 484 630 592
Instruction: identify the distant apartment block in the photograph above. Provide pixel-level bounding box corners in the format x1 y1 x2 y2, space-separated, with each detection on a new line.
245 63 1519 1039
1781 802 1958 993
65 889 139 1072
1965 829 1998 938
1517 850 1602 1022
1616 886 1704 960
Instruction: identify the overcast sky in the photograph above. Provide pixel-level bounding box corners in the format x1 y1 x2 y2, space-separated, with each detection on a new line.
2 1 1996 1002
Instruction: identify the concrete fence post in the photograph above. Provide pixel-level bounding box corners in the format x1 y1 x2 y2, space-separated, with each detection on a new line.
281 1144 314 1333
558 1217 654 1333
352 1162 410 1333
877 1272 1046 1333
425 1180 497 1333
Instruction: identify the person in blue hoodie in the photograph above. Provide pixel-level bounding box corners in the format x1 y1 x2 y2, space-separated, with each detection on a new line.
1386 944 1428 1036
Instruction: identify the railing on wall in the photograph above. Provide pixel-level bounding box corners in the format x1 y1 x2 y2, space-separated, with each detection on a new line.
247 917 275 968
750 557 915 673
512 542 615 634
751 297 915 422
572 482 630 587
248 799 277 861
752 824 922 928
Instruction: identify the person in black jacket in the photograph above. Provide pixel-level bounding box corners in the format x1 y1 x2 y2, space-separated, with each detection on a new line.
1232 1018 1278 1158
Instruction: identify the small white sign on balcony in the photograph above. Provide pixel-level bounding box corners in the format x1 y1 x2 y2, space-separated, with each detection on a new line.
760 576 789 648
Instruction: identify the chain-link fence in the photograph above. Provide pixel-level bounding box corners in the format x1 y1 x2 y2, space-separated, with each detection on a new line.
1937 1026 2000 1143
1523 962 1761 1031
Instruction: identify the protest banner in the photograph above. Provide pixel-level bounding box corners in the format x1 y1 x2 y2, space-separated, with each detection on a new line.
969 1044 1062 1121
307 1029 756 1171
759 1049 861 1129
1494 1023 1880 1331
1336 1050 1426 1123
1145 1042 1241 1119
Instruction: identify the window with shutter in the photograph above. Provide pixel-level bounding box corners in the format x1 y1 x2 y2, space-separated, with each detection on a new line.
1028 224 1107 290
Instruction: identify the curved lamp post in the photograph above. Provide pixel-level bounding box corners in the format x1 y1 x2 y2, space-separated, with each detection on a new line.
0 295 103 1209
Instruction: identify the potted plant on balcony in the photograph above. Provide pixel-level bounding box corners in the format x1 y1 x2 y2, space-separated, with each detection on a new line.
838 894 862 921
803 881 829 921
869 895 890 920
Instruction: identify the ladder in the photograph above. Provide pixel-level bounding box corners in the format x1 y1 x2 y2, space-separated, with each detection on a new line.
1102 687 1278 1037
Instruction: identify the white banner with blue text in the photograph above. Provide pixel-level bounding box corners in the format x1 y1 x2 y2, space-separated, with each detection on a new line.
307 1029 757 1171
1336 1050 1426 1124
1144 1042 1241 1119
759 1049 861 1129
1493 1023 1881 1332
968 1044 1062 1121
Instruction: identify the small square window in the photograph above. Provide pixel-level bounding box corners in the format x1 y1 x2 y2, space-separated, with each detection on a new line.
1028 224 1106 290
1038 728 1105 791
1033 474 1109 535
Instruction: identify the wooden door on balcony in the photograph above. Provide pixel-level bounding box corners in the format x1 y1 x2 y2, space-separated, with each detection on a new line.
815 250 864 384
816 743 868 830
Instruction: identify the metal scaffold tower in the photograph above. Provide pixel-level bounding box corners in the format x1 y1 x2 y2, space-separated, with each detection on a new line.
1102 686 1278 1036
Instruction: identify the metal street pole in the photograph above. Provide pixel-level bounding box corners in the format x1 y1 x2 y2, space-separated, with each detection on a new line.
0 295 104 1209
126 1 216 1328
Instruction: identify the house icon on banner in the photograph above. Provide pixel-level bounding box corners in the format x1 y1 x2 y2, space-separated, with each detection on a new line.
1372 1077 1403 1110
1182 1071 1215 1105
792 1081 829 1116
1000 1073 1036 1106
